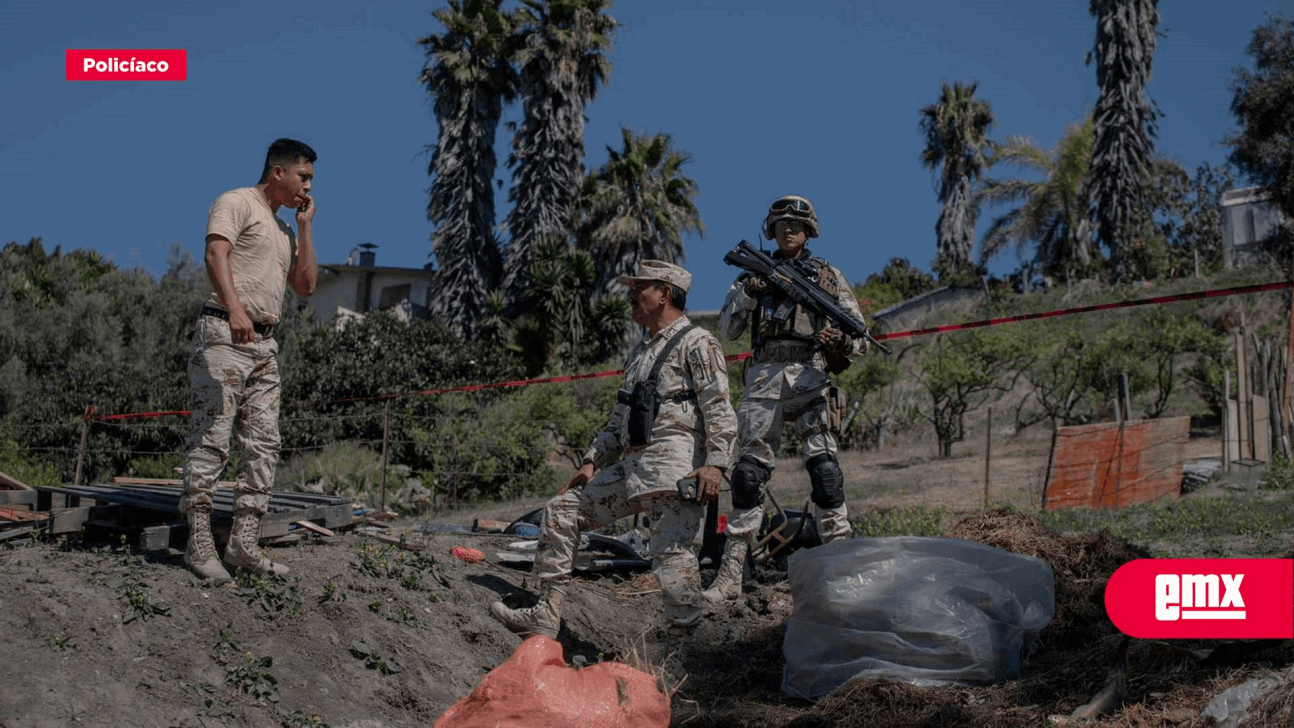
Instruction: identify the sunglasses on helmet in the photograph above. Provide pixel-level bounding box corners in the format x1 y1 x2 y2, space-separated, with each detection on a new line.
768 197 812 214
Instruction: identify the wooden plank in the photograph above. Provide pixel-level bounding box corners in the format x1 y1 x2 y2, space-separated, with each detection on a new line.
112 476 236 488
0 525 41 541
49 504 124 534
0 470 34 490
138 522 185 552
294 520 334 537
1252 396 1271 463
0 491 38 507
0 507 48 522
98 483 350 507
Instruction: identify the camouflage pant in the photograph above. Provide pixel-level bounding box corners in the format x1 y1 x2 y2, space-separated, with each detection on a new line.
728 362 850 543
532 469 707 628
178 315 281 517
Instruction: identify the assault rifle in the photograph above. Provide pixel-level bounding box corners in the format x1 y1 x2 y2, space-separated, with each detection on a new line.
723 240 891 364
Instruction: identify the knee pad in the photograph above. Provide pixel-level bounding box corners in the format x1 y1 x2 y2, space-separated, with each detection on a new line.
805 453 844 509
731 456 771 510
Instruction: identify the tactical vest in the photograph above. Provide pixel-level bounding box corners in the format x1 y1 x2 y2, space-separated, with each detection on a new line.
752 253 840 343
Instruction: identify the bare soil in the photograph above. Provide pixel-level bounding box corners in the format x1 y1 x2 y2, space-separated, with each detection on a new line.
4 430 1294 728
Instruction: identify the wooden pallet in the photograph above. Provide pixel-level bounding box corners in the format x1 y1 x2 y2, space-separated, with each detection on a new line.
0 484 354 551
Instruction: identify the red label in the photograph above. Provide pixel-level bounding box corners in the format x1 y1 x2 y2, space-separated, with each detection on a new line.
66 49 187 81
1105 559 1293 638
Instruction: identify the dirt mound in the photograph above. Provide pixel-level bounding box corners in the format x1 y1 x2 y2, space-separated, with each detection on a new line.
2 512 1292 727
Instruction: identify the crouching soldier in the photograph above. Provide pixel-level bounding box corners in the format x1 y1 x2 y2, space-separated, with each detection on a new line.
490 260 738 685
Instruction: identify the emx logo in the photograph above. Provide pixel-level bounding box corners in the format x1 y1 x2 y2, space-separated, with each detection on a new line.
1106 559 1293 639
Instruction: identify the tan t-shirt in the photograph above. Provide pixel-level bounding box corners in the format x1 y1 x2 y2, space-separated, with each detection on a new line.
203 187 297 324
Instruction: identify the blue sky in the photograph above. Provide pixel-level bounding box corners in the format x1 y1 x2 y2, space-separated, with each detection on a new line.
1 0 1287 312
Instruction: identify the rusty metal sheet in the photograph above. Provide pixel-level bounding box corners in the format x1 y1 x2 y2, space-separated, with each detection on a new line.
1043 416 1189 510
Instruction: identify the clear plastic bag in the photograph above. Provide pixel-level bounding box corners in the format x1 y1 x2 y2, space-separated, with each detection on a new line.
782 537 1055 699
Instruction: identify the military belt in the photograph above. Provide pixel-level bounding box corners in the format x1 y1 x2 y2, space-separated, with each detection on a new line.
201 304 274 336
756 339 818 364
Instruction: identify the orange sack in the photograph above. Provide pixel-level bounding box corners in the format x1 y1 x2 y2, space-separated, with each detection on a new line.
434 635 670 728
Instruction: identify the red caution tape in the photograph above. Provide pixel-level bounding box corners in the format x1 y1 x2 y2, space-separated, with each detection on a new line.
874 280 1292 341
87 279 1292 420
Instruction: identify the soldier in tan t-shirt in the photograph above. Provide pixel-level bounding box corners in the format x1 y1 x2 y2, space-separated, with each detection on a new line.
179 138 318 583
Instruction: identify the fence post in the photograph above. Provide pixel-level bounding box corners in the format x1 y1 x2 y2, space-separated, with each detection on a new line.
380 399 391 516
1238 316 1250 461
983 407 992 508
74 404 95 486
1287 259 1294 456
1223 369 1232 473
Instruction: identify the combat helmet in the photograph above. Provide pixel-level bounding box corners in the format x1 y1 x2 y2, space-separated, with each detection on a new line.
762 195 819 239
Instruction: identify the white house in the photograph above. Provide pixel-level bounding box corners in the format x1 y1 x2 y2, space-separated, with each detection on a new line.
295 243 437 327
1221 187 1288 269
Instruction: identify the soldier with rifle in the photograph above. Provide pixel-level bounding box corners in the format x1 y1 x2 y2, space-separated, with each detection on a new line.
705 195 871 605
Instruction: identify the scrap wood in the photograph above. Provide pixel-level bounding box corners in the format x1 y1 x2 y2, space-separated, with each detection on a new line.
293 520 334 537
472 518 510 533
0 506 49 522
0 525 41 541
112 477 236 488
365 531 426 551
0 471 33 491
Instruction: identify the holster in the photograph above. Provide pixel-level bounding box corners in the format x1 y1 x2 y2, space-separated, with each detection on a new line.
621 382 658 447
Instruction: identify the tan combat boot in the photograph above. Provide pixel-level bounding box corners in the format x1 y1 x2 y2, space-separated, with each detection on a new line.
183 506 232 583
701 537 747 606
490 582 568 639
223 511 289 576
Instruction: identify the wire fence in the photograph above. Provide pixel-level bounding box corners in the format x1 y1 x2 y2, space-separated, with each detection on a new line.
34 276 1294 513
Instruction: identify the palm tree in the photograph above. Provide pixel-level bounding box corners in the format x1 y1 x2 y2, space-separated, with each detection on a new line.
578 127 704 298
975 118 1099 279
500 0 619 310
513 236 629 375
418 0 519 337
919 81 995 278
1087 0 1161 281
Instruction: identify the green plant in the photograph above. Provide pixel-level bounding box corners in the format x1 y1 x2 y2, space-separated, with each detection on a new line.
225 652 280 704
350 640 402 675
352 540 449 590
43 633 76 652
120 577 171 623
211 624 280 704
319 578 346 604
1260 455 1294 491
852 506 949 537
279 709 330 728
232 571 303 615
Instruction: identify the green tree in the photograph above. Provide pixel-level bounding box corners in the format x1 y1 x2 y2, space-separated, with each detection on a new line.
0 239 201 483
578 127 704 298
856 258 939 311
1227 13 1294 226
915 329 1032 457
1087 0 1161 281
919 81 996 279
834 352 906 449
501 0 619 309
511 237 629 376
419 0 520 336
976 118 1100 280
1019 318 1117 427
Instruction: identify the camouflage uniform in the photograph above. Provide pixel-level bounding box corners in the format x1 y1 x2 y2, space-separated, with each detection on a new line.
178 316 280 519
180 187 296 521
717 249 866 543
180 180 305 580
530 316 737 627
